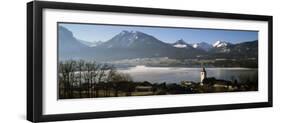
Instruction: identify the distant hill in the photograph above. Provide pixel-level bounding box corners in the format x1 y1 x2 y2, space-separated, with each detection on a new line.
58 26 90 59
78 40 103 47
58 26 258 62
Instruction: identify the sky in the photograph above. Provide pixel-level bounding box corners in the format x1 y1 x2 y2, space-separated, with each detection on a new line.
59 23 258 44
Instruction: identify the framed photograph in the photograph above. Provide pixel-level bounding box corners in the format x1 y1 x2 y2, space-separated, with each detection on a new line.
27 1 273 122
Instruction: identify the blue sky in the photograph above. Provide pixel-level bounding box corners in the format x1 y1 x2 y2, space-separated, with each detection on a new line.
59 23 258 44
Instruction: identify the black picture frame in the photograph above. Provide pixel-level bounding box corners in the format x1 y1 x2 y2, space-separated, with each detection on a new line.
27 1 273 122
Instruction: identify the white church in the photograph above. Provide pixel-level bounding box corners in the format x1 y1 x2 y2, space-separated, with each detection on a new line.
200 66 207 86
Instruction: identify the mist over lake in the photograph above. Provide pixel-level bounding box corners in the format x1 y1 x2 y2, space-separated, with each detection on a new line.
118 66 258 83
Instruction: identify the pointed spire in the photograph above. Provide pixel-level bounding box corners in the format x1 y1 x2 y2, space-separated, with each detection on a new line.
202 67 206 72
201 63 206 72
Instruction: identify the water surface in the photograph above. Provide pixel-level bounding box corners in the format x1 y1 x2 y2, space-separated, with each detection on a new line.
118 66 258 83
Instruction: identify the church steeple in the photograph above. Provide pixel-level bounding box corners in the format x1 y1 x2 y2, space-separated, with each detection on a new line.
202 66 206 73
200 64 207 85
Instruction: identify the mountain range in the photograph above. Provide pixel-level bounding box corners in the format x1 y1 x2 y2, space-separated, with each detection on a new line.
59 26 258 61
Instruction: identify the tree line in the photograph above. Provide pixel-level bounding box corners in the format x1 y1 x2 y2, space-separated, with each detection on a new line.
58 60 133 99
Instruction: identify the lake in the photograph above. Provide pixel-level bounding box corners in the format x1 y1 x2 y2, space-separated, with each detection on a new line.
118 65 258 83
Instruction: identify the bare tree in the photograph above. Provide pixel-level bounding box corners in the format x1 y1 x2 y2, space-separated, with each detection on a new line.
90 61 100 97
77 60 85 98
108 72 132 97
59 60 76 98
58 61 67 98
84 62 92 98
95 64 110 97
59 60 134 98
105 65 117 97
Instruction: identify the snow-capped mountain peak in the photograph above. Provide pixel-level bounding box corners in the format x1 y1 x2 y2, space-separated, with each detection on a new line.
173 39 189 48
174 44 187 48
192 42 212 51
174 39 186 44
193 43 199 48
98 30 168 49
213 41 229 48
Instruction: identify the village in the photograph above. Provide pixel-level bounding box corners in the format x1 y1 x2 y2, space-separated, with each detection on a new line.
58 60 257 99
108 66 258 97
